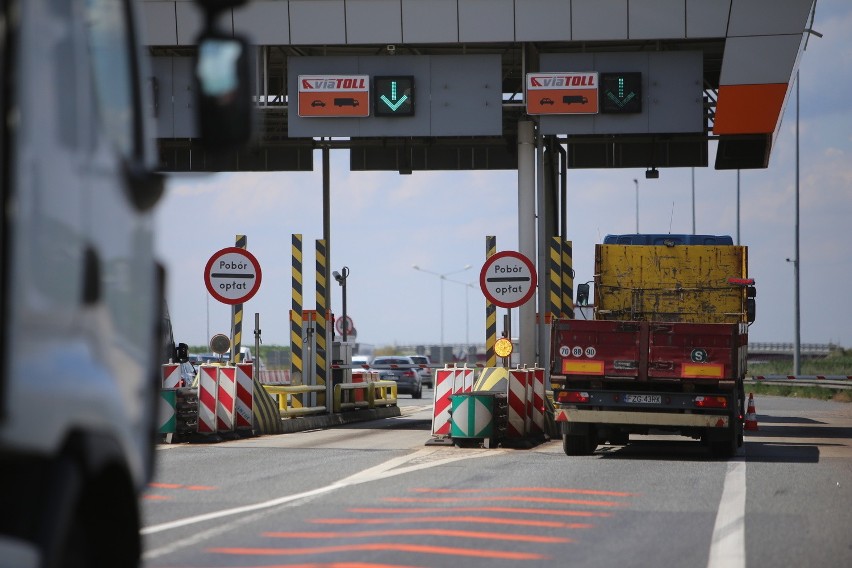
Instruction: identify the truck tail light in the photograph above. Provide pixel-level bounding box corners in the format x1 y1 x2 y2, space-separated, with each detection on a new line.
694 396 728 408
557 391 590 403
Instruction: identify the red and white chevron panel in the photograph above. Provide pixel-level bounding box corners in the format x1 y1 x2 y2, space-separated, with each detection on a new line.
507 369 530 438
235 363 254 431
454 367 474 393
197 365 218 434
258 369 291 384
529 367 546 435
431 368 457 436
161 363 181 389
216 366 236 432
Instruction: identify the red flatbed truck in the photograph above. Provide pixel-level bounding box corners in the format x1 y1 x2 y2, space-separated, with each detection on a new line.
550 234 756 457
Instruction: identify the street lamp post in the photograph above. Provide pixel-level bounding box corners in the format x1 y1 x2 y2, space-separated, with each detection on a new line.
332 266 350 342
633 178 639 233
412 264 471 360
444 277 476 350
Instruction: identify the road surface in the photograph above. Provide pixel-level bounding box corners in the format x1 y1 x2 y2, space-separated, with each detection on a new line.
142 393 852 568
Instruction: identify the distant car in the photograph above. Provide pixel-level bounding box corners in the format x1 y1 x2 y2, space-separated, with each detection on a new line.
196 353 225 364
352 355 371 369
311 99 325 107
224 346 254 363
370 356 423 398
409 355 433 388
540 97 554 105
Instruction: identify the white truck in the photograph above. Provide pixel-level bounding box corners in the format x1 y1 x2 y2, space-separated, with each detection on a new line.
0 0 250 565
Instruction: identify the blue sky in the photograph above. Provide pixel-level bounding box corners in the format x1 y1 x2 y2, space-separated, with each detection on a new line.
156 1 852 351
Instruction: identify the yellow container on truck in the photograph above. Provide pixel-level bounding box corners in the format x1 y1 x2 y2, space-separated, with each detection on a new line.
594 243 750 324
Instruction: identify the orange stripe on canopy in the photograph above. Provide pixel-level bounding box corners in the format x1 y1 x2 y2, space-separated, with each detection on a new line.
713 83 788 135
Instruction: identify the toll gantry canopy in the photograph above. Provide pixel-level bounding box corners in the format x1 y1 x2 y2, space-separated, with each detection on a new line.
143 0 817 173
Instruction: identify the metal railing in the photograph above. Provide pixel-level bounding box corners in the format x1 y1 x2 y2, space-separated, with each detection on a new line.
748 342 837 355
262 381 398 417
746 375 852 389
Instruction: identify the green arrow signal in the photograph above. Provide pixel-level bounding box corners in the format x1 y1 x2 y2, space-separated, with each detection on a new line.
606 91 636 108
374 76 414 116
380 93 408 111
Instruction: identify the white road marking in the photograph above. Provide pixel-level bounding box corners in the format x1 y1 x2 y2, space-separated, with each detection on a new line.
707 457 747 568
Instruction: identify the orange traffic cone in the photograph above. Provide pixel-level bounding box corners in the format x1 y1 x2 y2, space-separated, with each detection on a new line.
744 393 759 431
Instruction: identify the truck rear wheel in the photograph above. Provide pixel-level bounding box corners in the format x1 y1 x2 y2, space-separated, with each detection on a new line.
562 433 596 456
708 423 740 458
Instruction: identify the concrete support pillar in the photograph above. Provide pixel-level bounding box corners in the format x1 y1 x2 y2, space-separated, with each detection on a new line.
535 128 548 368
517 120 536 365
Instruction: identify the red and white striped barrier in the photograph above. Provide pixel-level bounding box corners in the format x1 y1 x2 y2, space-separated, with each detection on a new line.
197 365 218 434
161 363 181 389
235 363 254 431
216 366 236 432
431 367 474 437
258 369 291 384
507 369 529 438
431 368 457 436
454 367 474 394
529 367 546 436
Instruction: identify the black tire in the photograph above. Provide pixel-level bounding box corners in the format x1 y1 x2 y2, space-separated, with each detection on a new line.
607 432 629 446
40 457 141 568
562 433 596 456
413 382 423 399
709 424 740 458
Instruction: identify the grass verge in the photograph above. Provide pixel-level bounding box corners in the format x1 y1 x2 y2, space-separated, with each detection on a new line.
745 383 851 403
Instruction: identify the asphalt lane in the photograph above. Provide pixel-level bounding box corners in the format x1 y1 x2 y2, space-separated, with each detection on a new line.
142 394 852 568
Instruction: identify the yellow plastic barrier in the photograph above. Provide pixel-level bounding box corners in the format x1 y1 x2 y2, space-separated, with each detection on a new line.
334 383 372 412
261 384 327 418
333 381 398 413
371 380 398 407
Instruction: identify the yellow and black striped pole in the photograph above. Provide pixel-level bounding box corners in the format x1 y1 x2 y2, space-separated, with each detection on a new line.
549 236 562 320
561 239 575 319
315 239 328 406
290 234 304 408
485 235 497 367
231 234 247 363
290 235 304 377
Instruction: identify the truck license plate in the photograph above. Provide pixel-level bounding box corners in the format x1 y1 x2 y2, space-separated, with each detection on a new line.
624 394 662 404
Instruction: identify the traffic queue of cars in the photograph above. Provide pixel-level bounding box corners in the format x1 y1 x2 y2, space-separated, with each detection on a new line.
370 356 424 399
180 351 433 397
359 355 435 398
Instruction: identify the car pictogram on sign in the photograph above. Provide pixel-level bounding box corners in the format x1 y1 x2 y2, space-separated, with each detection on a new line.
311 99 325 107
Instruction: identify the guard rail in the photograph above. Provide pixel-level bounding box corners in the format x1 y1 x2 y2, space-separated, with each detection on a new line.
262 380 399 417
747 375 852 390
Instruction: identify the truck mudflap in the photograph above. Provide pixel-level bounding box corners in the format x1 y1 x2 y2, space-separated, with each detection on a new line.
554 408 730 429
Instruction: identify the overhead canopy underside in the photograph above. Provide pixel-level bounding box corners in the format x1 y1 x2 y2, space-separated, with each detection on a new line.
144 0 816 173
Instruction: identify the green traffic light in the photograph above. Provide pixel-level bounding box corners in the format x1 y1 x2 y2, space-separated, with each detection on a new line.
374 76 415 117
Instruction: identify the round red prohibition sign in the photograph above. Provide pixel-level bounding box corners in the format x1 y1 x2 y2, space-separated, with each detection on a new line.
479 250 537 308
204 247 262 305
